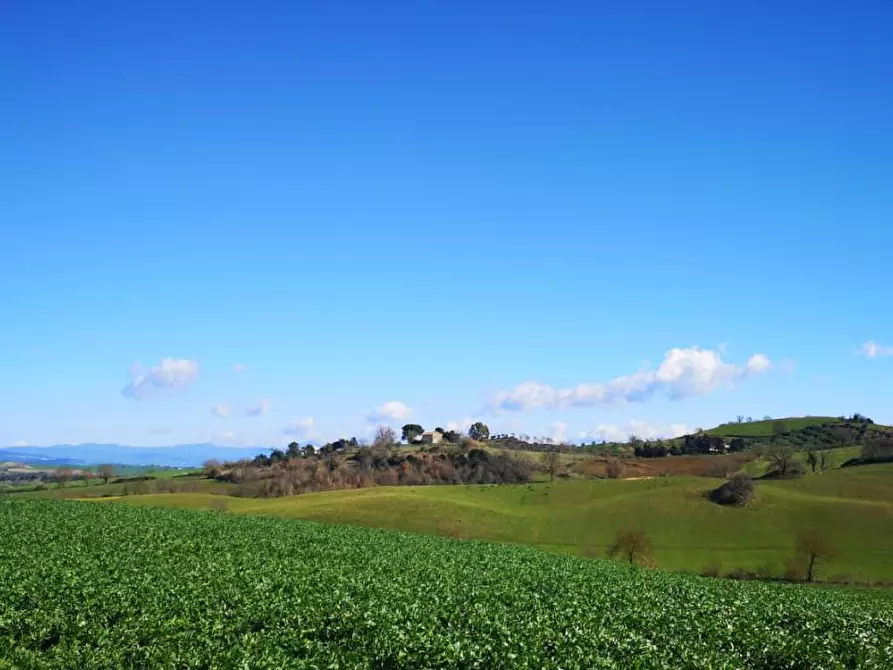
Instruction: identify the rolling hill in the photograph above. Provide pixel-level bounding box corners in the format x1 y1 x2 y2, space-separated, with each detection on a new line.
95 461 893 583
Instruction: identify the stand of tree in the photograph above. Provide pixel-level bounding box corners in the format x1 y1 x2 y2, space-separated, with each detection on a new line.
220 446 532 498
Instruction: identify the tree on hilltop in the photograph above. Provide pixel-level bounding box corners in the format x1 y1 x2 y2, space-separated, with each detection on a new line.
401 424 424 443
468 422 490 442
373 426 397 448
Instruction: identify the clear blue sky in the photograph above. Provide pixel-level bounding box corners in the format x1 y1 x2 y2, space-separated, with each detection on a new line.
2 1 892 447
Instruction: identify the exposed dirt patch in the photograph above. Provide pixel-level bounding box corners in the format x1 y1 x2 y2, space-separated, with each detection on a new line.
573 453 756 479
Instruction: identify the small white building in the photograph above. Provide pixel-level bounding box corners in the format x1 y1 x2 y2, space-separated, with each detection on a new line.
419 430 443 445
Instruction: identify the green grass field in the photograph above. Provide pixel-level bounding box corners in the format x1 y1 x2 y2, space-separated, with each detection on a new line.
738 446 862 477
708 416 841 437
99 462 893 583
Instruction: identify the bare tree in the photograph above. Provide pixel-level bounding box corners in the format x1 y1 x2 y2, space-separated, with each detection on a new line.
543 449 560 482
98 464 115 485
607 529 653 565
794 530 837 582
55 467 74 488
806 450 818 473
766 447 801 478
818 450 830 472
203 459 222 479
373 425 397 449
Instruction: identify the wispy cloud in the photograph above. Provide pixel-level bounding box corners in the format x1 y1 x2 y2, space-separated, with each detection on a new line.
212 404 231 419
859 341 893 358
146 427 172 436
122 357 199 400
283 418 315 437
367 401 411 422
245 399 271 417
580 420 692 443
550 421 568 444
492 347 771 412
12 440 29 447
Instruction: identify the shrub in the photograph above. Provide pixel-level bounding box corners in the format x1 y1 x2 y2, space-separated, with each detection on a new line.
709 474 754 506
604 457 623 479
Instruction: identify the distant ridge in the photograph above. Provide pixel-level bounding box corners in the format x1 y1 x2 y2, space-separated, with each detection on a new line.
0 443 273 468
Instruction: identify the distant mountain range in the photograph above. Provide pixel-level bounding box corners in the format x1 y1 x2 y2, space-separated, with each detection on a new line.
0 443 272 468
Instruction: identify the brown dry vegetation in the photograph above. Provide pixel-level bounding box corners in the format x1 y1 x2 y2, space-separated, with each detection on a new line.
573 452 756 479
221 447 532 498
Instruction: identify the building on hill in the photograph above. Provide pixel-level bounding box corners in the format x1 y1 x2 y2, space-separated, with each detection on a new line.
420 430 443 445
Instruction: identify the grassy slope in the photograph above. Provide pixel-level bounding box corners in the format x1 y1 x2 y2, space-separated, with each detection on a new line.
102 462 893 582
739 446 862 477
708 416 840 437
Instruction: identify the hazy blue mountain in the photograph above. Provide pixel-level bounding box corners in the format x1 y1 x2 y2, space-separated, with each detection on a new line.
0 444 271 468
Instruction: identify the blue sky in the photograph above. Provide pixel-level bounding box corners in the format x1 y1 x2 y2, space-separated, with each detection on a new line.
2 1 892 448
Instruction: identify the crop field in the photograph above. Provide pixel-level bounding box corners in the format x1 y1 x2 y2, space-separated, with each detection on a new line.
1 499 891 669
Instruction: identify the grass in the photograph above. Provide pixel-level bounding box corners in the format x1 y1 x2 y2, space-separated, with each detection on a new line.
738 446 862 477
99 462 893 583
708 416 841 437
13 476 233 499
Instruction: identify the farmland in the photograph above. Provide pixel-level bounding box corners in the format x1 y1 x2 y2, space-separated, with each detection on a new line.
1 498 892 669
98 462 893 583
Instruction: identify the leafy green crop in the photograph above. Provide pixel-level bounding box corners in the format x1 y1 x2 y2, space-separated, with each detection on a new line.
1 499 890 669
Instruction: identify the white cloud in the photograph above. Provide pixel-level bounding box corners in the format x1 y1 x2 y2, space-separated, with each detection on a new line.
122 357 199 400
212 404 231 419
283 418 315 437
233 364 247 373
367 401 411 422
492 347 771 412
581 420 692 443
859 341 893 358
244 399 271 417
215 431 238 444
446 417 476 434
12 440 29 447
550 421 568 444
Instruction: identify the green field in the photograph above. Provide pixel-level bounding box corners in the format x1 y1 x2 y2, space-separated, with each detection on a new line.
708 416 841 437
738 446 862 477
99 463 893 583
2 498 891 669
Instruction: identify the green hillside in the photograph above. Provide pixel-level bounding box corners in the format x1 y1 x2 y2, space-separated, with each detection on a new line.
100 462 893 583
708 416 841 437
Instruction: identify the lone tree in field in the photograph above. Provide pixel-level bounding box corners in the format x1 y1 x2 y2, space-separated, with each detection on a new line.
401 424 424 443
818 450 830 471
806 450 818 473
55 467 74 488
543 449 560 482
607 529 653 566
766 447 802 478
794 530 838 582
373 425 397 448
98 464 115 485
468 422 490 442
